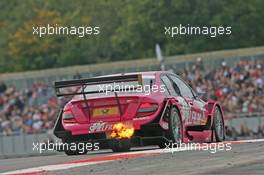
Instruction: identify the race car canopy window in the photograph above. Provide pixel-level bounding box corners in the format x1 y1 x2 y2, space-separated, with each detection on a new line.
169 75 194 98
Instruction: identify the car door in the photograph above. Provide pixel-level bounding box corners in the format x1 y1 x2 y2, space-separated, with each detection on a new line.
168 74 206 126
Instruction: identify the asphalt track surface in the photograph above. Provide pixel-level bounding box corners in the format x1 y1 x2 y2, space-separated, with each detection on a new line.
1 139 264 175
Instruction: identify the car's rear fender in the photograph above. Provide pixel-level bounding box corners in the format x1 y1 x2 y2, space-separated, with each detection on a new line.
205 101 225 129
159 97 183 130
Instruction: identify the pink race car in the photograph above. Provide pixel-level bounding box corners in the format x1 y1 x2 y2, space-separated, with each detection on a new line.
54 71 225 155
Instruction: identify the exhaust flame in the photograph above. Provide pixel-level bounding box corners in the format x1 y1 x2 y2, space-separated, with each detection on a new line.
111 123 134 139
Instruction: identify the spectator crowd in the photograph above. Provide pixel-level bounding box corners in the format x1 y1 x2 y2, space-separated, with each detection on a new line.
180 59 264 140
0 59 264 137
181 59 264 117
0 81 58 135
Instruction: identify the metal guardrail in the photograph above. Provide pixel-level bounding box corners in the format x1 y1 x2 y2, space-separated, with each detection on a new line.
0 114 263 158
0 46 264 81
226 112 264 119
3 53 264 90
0 132 60 158
226 115 264 139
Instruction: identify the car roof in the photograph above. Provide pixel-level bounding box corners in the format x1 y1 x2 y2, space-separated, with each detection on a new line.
96 71 165 78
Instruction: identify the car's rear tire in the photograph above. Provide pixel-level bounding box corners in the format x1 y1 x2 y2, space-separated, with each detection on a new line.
158 107 182 148
62 140 88 156
168 107 183 143
212 106 225 142
64 149 87 156
109 139 131 152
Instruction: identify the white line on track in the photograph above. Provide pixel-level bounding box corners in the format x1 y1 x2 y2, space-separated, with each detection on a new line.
2 161 111 175
3 139 264 175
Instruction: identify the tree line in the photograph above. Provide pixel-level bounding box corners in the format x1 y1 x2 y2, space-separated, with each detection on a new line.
0 0 263 72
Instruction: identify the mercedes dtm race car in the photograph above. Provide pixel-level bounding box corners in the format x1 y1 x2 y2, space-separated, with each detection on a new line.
53 71 225 155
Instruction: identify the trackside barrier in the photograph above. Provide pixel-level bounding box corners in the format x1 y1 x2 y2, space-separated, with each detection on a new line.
225 114 264 139
0 132 60 159
0 115 263 158
1 46 264 89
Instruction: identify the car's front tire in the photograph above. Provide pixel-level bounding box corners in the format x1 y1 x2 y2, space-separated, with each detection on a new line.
212 106 225 142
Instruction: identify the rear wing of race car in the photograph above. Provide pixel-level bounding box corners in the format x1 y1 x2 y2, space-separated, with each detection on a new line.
54 74 143 118
54 74 143 97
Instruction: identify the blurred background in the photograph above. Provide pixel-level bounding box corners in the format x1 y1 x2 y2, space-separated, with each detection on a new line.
0 0 263 157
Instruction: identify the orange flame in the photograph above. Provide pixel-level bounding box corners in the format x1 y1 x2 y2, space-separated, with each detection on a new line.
110 123 134 139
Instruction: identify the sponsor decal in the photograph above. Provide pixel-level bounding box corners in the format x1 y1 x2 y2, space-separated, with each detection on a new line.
177 97 191 120
200 118 207 125
89 121 113 132
89 121 133 133
187 111 205 125
191 111 202 122
93 107 119 117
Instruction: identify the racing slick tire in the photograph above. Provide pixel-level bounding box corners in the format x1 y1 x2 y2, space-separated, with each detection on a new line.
212 106 225 142
64 149 87 156
62 140 88 156
109 139 131 152
159 106 183 148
